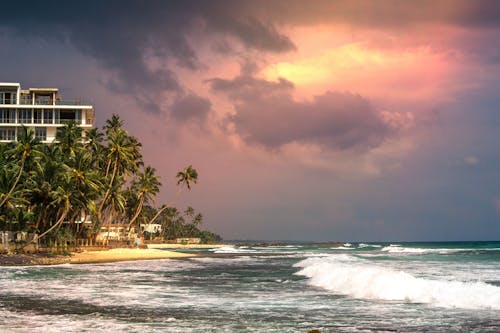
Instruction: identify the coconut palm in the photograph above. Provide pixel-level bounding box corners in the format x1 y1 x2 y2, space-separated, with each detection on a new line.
0 127 40 209
0 114 216 248
64 148 103 235
101 179 127 226
55 121 83 159
126 166 161 231
25 144 66 236
97 128 142 224
35 176 73 241
148 165 198 225
104 114 125 136
84 127 105 167
176 165 198 190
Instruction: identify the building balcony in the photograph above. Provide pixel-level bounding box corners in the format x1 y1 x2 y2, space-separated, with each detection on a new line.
55 99 91 106
0 99 91 106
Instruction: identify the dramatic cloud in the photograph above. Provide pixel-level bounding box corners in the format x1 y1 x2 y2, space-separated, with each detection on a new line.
210 74 396 151
0 0 298 115
3 1 500 241
2 0 500 115
170 93 212 123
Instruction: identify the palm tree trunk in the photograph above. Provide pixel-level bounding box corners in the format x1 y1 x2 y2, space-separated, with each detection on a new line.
104 156 112 178
148 188 183 225
127 196 144 231
97 157 118 221
0 156 25 208
22 209 69 250
35 209 69 242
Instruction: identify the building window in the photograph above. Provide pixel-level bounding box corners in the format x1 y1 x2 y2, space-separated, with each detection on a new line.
0 127 16 140
43 109 53 124
60 110 77 124
54 110 60 124
0 92 16 105
18 109 32 124
35 127 46 141
0 109 16 123
75 110 82 124
34 110 43 124
20 93 32 105
35 95 52 105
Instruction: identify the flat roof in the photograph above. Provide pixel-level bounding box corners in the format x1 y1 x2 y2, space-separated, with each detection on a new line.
0 82 20 88
29 87 59 93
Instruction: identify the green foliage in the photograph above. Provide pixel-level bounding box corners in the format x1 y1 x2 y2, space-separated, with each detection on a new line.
0 114 218 246
150 206 222 244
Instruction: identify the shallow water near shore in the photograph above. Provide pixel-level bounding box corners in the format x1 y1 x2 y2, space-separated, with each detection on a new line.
1 241 500 332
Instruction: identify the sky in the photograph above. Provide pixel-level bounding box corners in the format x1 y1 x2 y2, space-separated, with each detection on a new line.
1 0 500 241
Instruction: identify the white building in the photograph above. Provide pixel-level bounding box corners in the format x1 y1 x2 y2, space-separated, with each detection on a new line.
0 82 94 142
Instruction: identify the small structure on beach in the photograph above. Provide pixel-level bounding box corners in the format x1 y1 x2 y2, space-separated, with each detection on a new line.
96 223 163 242
96 224 137 242
174 237 201 244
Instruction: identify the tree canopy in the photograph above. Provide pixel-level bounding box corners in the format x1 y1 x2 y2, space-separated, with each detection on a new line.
0 115 220 246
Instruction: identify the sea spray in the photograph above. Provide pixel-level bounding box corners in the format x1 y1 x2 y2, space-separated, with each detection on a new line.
3 242 500 332
294 254 500 309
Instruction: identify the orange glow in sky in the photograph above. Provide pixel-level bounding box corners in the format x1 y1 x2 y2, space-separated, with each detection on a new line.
259 26 457 105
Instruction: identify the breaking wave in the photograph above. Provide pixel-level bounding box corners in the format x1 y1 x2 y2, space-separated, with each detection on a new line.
294 254 500 309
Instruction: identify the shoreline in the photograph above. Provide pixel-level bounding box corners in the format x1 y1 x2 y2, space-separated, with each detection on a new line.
146 243 226 249
69 248 197 264
0 245 226 266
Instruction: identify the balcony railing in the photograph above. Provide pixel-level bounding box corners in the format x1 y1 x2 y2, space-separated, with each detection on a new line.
0 98 17 105
55 99 91 106
1 99 91 106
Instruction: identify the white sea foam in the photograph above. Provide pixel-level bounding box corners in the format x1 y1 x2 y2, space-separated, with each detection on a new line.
358 243 382 248
380 245 472 254
212 246 257 253
192 256 260 265
343 243 352 247
294 254 500 309
331 246 354 250
381 245 431 253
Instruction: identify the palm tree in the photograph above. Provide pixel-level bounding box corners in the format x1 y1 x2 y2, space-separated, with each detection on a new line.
104 114 125 136
55 121 83 159
0 114 209 248
176 165 198 190
97 128 142 224
65 148 103 236
24 144 66 238
35 178 73 242
0 127 40 209
84 128 105 167
0 166 29 232
148 165 198 225
126 166 161 231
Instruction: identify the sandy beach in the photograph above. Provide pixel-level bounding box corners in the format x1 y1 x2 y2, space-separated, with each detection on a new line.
146 243 226 249
0 247 202 266
69 248 197 264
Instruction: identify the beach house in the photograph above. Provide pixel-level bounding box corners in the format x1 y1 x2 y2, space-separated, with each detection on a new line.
0 82 94 142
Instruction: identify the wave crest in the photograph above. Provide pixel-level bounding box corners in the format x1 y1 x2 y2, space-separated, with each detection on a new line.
294 255 500 309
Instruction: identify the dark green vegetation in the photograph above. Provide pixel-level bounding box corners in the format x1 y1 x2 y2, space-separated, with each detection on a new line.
0 114 221 246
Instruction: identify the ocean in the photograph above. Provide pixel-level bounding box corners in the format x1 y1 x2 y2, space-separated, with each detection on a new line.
1 241 500 332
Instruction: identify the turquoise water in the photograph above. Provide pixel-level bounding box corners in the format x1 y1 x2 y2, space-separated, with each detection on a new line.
1 241 500 332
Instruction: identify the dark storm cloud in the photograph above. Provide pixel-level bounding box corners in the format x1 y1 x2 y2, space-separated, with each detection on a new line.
0 0 295 114
209 74 391 151
208 75 294 100
170 94 211 123
2 0 500 115
207 16 295 52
